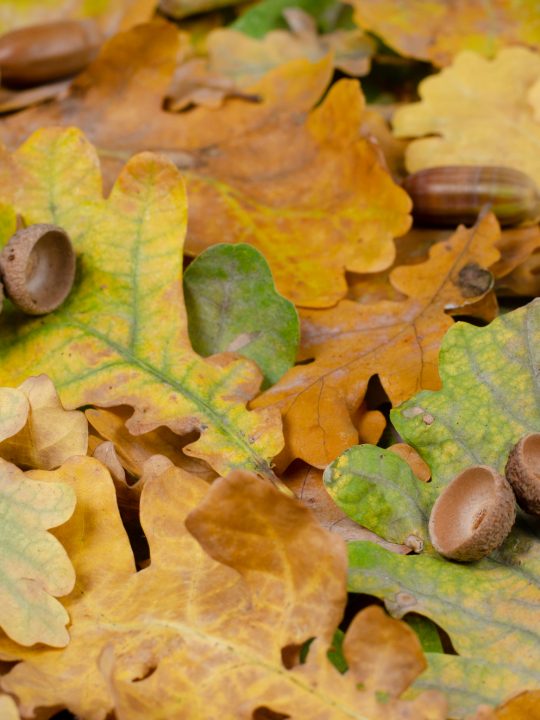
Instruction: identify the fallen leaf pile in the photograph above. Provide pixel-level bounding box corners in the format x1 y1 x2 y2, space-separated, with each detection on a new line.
0 1 540 718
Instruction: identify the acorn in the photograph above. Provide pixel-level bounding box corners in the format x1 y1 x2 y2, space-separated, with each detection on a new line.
0 224 76 315
0 20 101 87
429 465 516 562
505 433 540 515
402 166 540 227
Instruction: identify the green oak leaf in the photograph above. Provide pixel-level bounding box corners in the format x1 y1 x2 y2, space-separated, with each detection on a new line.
184 243 299 390
393 299 540 489
323 445 431 550
339 300 540 716
231 0 340 37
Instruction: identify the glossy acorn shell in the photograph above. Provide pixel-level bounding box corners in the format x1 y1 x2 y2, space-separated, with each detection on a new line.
0 224 76 315
402 166 540 227
0 20 101 87
429 465 516 562
505 433 540 516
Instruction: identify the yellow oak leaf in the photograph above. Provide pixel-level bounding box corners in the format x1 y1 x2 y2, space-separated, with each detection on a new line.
0 695 20 720
253 213 501 468
0 126 283 480
393 47 540 187
0 456 445 719
348 0 540 66
0 0 156 36
0 375 88 470
0 21 411 308
0 457 75 647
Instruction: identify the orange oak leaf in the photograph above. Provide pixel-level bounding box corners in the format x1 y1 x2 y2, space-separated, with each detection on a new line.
0 21 411 307
86 406 215 482
253 212 501 468
0 457 445 719
347 0 540 67
0 375 87 470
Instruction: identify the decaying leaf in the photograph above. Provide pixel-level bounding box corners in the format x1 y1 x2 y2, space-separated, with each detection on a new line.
0 457 445 720
205 8 375 86
393 47 540 188
348 0 540 66
333 301 540 715
0 127 283 479
0 457 75 647
184 243 299 389
0 21 411 307
253 212 500 468
0 375 87 470
86 406 215 482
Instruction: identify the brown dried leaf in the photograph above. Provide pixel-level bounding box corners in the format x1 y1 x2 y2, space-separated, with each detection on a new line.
254 213 501 468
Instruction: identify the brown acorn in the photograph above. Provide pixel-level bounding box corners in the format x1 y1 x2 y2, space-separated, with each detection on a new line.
505 433 540 515
402 166 540 227
0 20 101 87
429 465 516 562
0 224 76 315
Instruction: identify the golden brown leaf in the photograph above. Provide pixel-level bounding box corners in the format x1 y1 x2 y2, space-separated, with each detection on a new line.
205 8 374 86
0 458 444 719
253 213 501 468
348 0 540 66
343 605 426 697
388 443 431 482
86 406 215 482
0 375 87 470
0 21 411 307
473 691 540 720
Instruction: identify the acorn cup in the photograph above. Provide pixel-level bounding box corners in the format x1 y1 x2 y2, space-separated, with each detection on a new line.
505 433 540 516
429 465 516 562
0 224 76 315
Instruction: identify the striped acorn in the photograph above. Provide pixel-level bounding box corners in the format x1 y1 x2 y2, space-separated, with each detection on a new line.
402 166 540 227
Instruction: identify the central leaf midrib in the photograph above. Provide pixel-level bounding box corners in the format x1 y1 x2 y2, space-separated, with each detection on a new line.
64 316 271 474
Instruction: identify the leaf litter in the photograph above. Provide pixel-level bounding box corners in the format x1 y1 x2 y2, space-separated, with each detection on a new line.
0 3 540 718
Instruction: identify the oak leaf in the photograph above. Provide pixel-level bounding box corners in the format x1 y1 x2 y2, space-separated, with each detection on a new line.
0 457 75 647
348 0 540 66
205 8 374 86
86 406 215 482
253 213 501 468
393 47 540 187
184 243 299 389
0 126 283 479
0 21 411 307
336 301 540 716
0 375 87 470
0 456 445 719
0 695 20 720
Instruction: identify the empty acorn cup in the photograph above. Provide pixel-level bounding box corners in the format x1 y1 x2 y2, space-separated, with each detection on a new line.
429 465 516 562
505 433 540 516
0 224 76 315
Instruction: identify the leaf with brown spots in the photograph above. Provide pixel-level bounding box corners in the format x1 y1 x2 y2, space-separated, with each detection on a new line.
253 212 501 468
0 457 446 720
0 21 411 308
